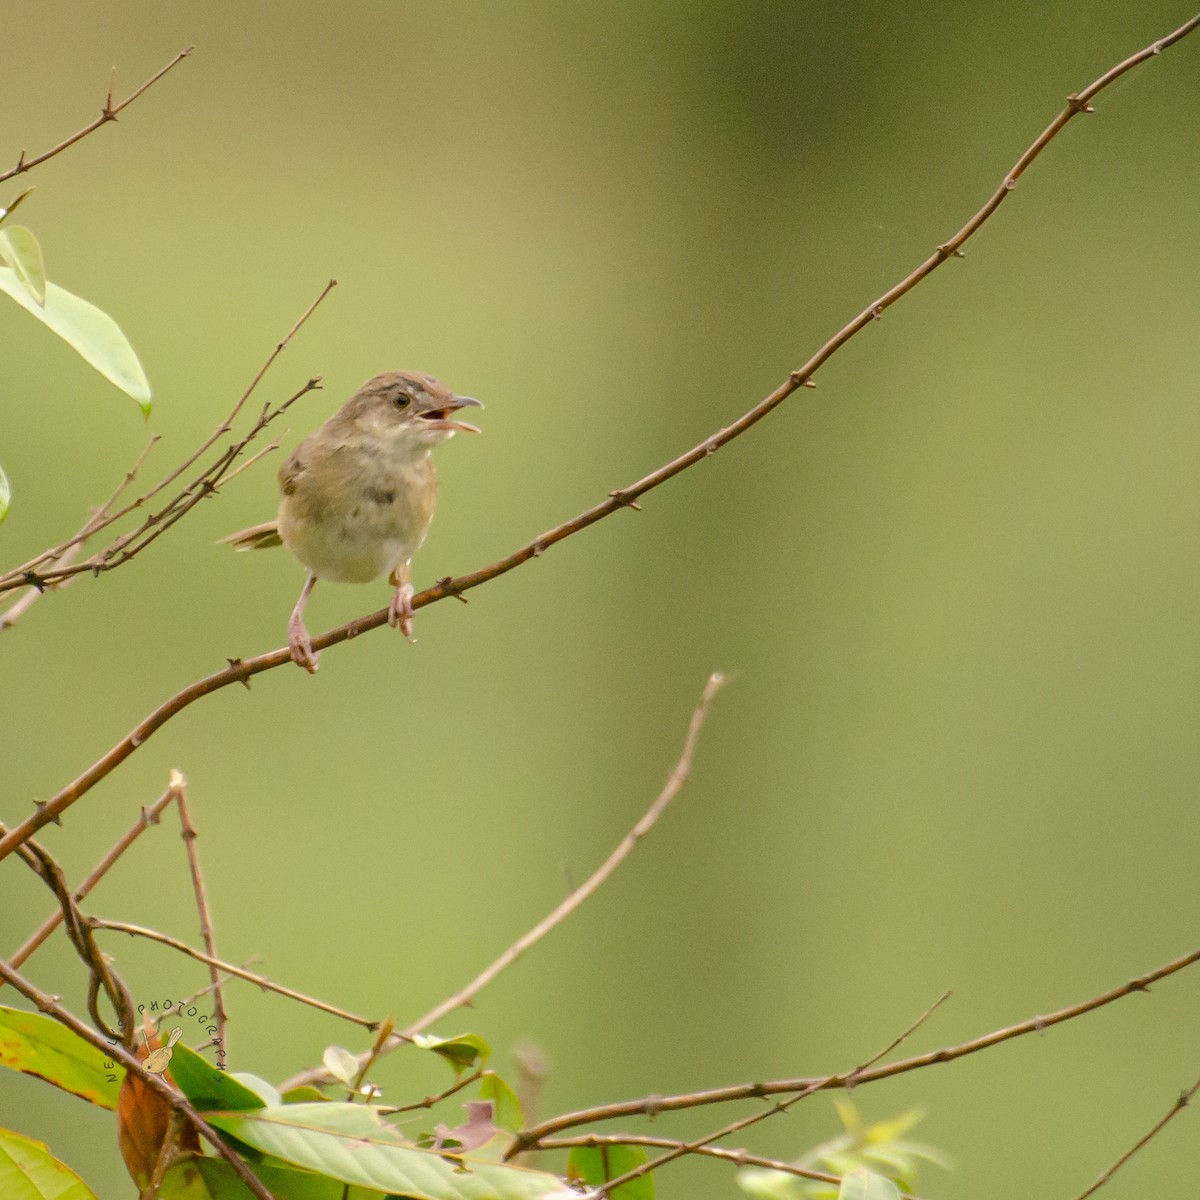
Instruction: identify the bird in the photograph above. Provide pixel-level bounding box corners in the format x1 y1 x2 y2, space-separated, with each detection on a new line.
222 370 482 672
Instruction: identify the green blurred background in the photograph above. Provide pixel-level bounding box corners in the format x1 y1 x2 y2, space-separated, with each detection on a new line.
2 2 1199 1196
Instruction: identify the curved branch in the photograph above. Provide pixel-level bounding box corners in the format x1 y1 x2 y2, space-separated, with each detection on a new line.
510 945 1200 1150
1 12 1197 863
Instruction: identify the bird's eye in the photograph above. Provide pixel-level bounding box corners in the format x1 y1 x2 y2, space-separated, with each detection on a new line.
393 393 412 410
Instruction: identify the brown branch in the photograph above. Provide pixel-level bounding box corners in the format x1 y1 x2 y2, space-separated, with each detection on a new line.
537 1135 925 1200
510 945 1200 1151
0 12 1193 864
278 671 726 1092
0 434 159 632
0 280 335 597
0 48 194 184
4 785 174 972
583 990 951 1195
0 956 275 1200
91 917 376 1029
1072 1074 1200 1199
171 772 229 1059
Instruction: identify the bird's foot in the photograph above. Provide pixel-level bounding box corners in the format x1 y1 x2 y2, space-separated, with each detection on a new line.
388 581 416 642
287 614 319 673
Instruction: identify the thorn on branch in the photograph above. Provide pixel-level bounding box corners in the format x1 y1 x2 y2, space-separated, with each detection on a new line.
435 577 470 604
608 490 642 511
1067 93 1095 113
789 371 817 388
935 242 965 260
227 658 253 689
32 799 63 826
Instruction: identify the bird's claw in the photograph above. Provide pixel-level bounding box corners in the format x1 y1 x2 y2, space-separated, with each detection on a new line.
287 615 319 673
388 582 416 642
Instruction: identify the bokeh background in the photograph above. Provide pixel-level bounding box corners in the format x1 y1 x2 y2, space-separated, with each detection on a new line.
2 3 1199 1197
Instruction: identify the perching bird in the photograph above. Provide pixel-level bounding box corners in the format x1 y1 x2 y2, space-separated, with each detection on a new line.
223 371 482 672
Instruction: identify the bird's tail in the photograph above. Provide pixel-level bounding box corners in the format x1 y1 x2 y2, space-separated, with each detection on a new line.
219 521 283 551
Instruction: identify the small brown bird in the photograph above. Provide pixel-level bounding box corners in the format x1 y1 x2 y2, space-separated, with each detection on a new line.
223 371 482 672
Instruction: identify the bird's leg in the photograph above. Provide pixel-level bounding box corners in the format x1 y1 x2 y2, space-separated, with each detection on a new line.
388 561 416 642
287 572 320 673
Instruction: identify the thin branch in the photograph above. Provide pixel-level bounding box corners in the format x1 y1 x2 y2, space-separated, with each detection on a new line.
380 1067 485 1116
279 671 726 1092
4 785 174 972
584 991 951 1195
509 945 1200 1151
0 11 1195 862
171 771 229 1058
0 434 159 632
0 956 274 1200
0 280 335 597
537 1135 925 1200
14 836 134 1043
0 48 194 184
1072 1075 1200 1200
91 917 376 1029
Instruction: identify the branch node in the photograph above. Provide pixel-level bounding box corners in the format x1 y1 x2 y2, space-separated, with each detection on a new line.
22 571 46 593
1066 92 1095 113
435 576 470 604
870 305 883 321
31 799 63 826
608 490 642 511
935 242 965 260
789 370 816 388
531 541 546 558
226 658 253 688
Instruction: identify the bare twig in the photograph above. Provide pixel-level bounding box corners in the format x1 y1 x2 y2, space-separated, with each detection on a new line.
509 945 1200 1151
1 11 1196 861
171 771 229 1058
0 48 194 184
4 785 174 972
279 671 726 1092
582 991 951 1195
91 917 376 1029
0 434 159 632
380 1066 485 1116
1073 1075 1200 1199
538 1135 925 1200
0 956 274 1200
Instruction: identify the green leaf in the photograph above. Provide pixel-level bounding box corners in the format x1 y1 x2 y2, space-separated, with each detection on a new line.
281 1084 329 1105
0 1126 99 1200
0 227 46 305
0 268 151 412
206 1102 568 1199
0 1004 121 1109
479 1072 524 1134
837 1168 901 1200
412 1032 492 1075
567 1145 654 1200
0 463 9 522
189 1155 389 1199
167 1044 265 1112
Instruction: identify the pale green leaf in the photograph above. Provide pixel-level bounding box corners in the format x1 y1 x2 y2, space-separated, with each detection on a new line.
206 1102 569 1199
480 1072 524 1134
837 1168 901 1200
0 227 46 304
0 268 151 412
0 463 9 522
322 1045 359 1087
0 1004 121 1109
0 1126 100 1200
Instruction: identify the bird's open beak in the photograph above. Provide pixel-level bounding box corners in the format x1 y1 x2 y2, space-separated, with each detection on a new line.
420 394 483 434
